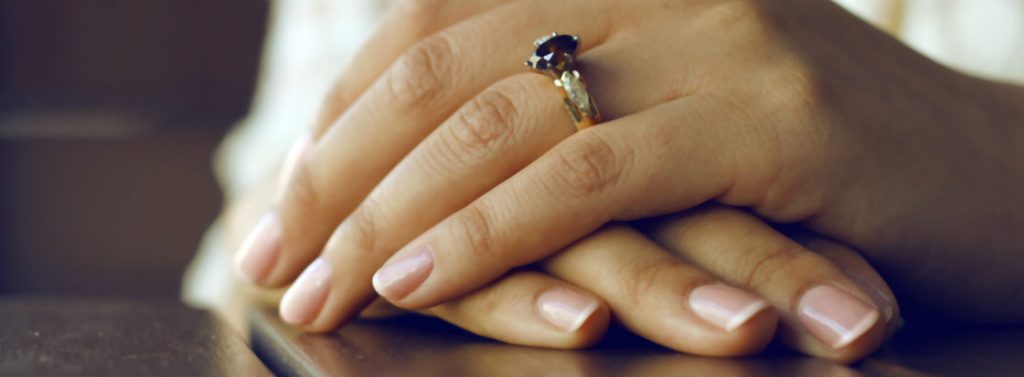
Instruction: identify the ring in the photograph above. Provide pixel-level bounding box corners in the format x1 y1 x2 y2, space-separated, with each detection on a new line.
525 33 601 130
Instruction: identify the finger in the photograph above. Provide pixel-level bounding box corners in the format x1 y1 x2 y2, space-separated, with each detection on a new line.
541 225 778 356
791 234 901 333
275 0 513 194
287 72 570 330
646 206 890 363
252 0 616 290
427 271 609 349
233 0 514 286
310 0 512 139
370 95 744 309
290 20 701 329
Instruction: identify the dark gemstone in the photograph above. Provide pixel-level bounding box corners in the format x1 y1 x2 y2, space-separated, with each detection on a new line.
528 34 578 73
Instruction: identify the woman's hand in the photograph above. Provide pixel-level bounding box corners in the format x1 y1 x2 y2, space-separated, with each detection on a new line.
419 206 902 362
229 173 899 362
235 0 1023 354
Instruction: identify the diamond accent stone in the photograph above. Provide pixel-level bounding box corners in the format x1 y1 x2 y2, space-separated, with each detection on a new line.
560 71 590 112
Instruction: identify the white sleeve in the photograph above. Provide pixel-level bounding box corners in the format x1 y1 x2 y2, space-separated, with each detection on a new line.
184 0 387 308
835 0 1024 84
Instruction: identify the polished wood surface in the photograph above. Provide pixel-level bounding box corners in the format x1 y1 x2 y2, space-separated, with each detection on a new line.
4 299 1021 376
250 307 1024 377
0 298 272 377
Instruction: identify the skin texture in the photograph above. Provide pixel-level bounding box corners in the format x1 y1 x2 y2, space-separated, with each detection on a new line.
226 179 897 362
229 0 1024 363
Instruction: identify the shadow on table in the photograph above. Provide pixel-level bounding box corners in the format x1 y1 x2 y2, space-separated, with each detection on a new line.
250 307 1024 377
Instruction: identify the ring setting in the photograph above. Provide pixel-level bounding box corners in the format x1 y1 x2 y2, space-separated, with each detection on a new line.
525 33 600 130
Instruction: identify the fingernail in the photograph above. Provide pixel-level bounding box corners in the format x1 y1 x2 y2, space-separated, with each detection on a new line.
689 284 771 332
372 245 434 300
537 288 600 333
277 132 313 192
846 272 896 322
234 213 282 284
279 257 332 325
798 285 880 349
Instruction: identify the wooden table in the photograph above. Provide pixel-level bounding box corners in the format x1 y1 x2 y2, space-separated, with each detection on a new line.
0 298 271 377
249 307 1024 377
3 298 1023 376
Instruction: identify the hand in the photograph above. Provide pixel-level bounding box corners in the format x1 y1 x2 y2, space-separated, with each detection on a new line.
411 206 901 362
238 0 1022 352
230 175 899 362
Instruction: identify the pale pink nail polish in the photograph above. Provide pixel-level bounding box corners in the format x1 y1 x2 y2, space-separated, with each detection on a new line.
234 213 282 284
689 284 771 332
798 285 880 349
372 245 434 300
846 272 896 322
537 288 600 333
279 258 333 325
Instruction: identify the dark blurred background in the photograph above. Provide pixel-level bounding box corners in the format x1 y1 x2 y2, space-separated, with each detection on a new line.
0 1 269 297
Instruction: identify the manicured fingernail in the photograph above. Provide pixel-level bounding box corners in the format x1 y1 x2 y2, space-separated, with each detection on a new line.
689 284 771 332
372 245 434 300
537 288 600 333
234 213 282 284
279 258 332 325
798 285 880 349
277 132 313 192
846 272 896 322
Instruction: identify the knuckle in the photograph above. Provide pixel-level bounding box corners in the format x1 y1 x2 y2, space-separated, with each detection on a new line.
741 247 805 288
618 258 681 303
455 204 500 259
473 287 505 318
338 198 388 258
435 273 537 338
472 275 527 320
752 64 831 219
545 132 625 198
448 86 521 157
386 34 456 109
769 61 828 124
283 160 322 214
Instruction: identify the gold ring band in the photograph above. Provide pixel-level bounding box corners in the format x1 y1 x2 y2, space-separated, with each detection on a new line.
525 33 601 131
